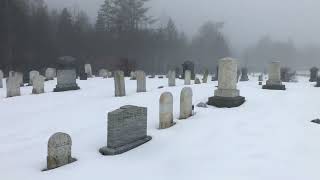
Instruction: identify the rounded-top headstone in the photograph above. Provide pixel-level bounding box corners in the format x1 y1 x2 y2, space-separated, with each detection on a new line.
159 92 174 129
180 87 193 119
32 75 45 94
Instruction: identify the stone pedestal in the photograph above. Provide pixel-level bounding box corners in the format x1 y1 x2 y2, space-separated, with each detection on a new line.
54 56 80 92
208 58 245 108
262 61 286 90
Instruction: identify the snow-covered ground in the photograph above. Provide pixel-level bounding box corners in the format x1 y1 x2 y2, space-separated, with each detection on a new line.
1 75 320 180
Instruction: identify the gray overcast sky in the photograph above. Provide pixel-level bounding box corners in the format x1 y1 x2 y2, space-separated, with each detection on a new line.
45 0 320 50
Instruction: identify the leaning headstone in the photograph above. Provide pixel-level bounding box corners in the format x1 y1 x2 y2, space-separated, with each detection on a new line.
6 76 21 97
179 87 193 119
309 67 318 82
29 70 40 86
99 105 152 155
54 56 80 92
159 92 175 129
262 61 286 90
168 70 176 87
46 132 76 170
114 70 126 97
208 58 245 108
98 69 108 78
202 69 209 83
182 61 195 80
195 78 201 84
130 71 136 80
184 70 191 85
32 75 45 94
136 70 146 92
84 64 93 78
240 67 249 81
45 68 56 81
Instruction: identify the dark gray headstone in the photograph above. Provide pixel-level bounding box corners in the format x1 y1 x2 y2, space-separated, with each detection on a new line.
54 56 80 92
99 105 152 155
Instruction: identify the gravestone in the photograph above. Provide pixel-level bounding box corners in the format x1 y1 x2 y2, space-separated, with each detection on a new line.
208 58 245 108
136 70 146 92
184 70 191 85
6 76 21 97
159 92 175 129
310 67 318 82
99 105 152 155
258 74 263 81
281 67 291 82
54 56 80 92
15 72 24 86
0 76 2 88
45 68 56 81
315 76 320 87
168 70 176 87
0 70 3 79
202 69 209 83
262 61 286 90
84 64 93 78
180 87 193 119
107 71 113 78
130 71 136 80
32 75 45 94
46 132 76 170
114 70 126 97
182 61 195 80
29 71 40 86
99 69 108 78
195 78 201 84
240 67 249 81
79 71 88 80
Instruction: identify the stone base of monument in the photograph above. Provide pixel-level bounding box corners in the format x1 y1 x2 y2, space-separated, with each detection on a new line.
99 136 152 156
207 96 245 108
54 84 80 92
262 84 286 90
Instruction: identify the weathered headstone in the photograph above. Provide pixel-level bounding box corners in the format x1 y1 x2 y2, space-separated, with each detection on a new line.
195 78 201 84
262 61 286 90
45 68 56 81
54 56 80 92
6 75 21 97
180 87 193 119
240 67 249 81
182 61 195 80
184 70 191 85
29 70 40 86
99 105 152 155
46 132 76 170
98 69 108 78
130 71 136 80
168 70 176 87
136 70 146 92
202 69 209 83
208 58 245 108
114 70 126 97
159 92 175 129
84 64 93 78
310 67 318 82
32 75 45 94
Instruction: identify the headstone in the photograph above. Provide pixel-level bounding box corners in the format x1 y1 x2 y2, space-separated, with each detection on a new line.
29 71 40 86
45 68 56 80
182 61 195 80
0 70 3 79
202 69 209 83
208 58 245 108
168 70 176 87
281 67 291 82
262 61 286 90
240 67 249 81
184 70 191 85
315 76 320 87
195 78 201 84
0 76 2 88
136 70 146 92
179 87 193 119
99 105 152 155
159 92 175 129
130 71 136 80
310 67 318 82
15 72 24 86
46 132 76 170
32 75 45 94
79 71 88 80
54 56 80 92
98 69 108 78
114 70 126 97
258 74 263 81
6 76 21 97
84 64 93 78
197 102 208 108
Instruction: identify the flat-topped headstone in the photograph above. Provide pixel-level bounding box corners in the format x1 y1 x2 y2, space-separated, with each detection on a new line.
202 69 209 83
182 61 195 80
84 64 93 78
159 92 175 129
99 105 152 155
54 56 80 92
45 68 56 80
98 69 108 78
240 67 249 81
180 87 193 119
46 132 76 170
208 57 245 108
29 71 40 86
114 70 126 97
32 75 45 94
184 70 191 85
262 61 286 90
6 76 21 97
136 70 146 92
168 70 176 87
310 67 318 82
